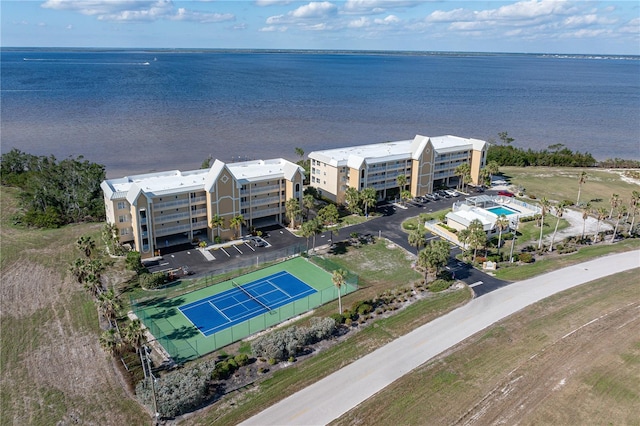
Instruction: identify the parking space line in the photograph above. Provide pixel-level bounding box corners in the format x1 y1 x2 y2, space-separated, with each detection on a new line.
220 247 230 257
234 245 243 254
469 281 484 288
245 242 256 252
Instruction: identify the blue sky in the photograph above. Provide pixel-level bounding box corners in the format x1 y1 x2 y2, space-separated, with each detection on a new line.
2 1 639 54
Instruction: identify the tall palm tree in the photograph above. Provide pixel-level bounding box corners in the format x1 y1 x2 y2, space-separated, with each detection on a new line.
576 171 588 206
210 214 224 238
594 207 607 243
360 187 377 217
537 197 550 250
285 198 302 229
123 319 147 355
629 191 640 235
408 229 427 255
400 190 412 206
301 218 324 253
608 193 620 219
331 269 347 314
69 258 88 283
303 194 315 219
344 187 361 215
454 163 471 191
396 174 407 191
98 289 121 328
494 214 510 255
463 219 486 261
580 202 591 240
549 202 567 252
610 205 627 243
417 240 450 284
486 161 500 185
229 215 244 239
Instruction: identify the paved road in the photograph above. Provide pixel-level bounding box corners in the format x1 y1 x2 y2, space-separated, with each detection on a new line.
240 250 640 426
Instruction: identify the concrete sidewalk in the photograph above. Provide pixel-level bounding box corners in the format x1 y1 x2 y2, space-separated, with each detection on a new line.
241 250 640 426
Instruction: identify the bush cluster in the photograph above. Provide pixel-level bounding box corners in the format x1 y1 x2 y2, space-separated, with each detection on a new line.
136 359 217 418
429 279 451 292
251 317 335 362
211 353 250 380
518 253 535 263
139 271 166 289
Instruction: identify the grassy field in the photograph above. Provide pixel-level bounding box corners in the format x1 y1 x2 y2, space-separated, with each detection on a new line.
0 187 149 425
500 166 639 210
494 238 640 281
333 269 640 425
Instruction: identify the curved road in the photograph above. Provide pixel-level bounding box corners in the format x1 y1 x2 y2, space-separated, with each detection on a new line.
241 250 640 426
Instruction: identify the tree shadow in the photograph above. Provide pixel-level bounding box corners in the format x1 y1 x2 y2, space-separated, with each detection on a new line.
168 325 199 340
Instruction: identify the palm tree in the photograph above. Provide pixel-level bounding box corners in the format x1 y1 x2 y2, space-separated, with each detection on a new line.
580 203 591 240
69 258 88 283
396 174 407 191
417 240 450 284
400 190 412 206
285 198 302 229
508 219 519 262
576 171 587 206
549 202 567 252
608 193 620 219
360 187 377 217
301 218 324 253
537 197 550 250
229 214 245 239
486 161 500 185
629 191 640 235
408 229 427 255
454 163 471 191
294 147 304 160
494 214 510 255
344 187 361 215
76 235 96 258
210 214 224 238
594 207 607 243
303 194 315 219
610 205 627 243
460 219 486 261
98 289 121 328
123 319 146 355
99 328 123 356
331 269 347 314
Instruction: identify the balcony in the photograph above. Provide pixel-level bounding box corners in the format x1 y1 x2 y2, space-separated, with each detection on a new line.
240 184 282 196
154 220 209 237
242 195 282 207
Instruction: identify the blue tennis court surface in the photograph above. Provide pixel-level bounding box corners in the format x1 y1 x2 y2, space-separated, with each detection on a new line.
179 271 317 336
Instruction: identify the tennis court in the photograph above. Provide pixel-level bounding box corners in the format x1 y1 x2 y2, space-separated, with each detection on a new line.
133 256 359 363
179 272 317 336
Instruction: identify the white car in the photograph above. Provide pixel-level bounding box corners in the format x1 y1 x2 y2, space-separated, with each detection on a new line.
445 189 459 197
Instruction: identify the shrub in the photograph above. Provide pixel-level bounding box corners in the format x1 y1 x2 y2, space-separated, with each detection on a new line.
329 313 345 324
268 358 277 365
234 353 249 367
429 279 451 292
518 252 534 263
288 356 295 363
345 318 353 326
139 271 166 289
136 359 216 418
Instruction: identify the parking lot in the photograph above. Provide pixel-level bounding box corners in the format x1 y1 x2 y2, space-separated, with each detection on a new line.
143 224 303 278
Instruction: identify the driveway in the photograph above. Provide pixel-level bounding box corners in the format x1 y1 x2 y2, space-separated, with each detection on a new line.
240 250 640 426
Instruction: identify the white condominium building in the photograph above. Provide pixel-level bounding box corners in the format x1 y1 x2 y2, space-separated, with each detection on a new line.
308 135 487 203
101 158 304 258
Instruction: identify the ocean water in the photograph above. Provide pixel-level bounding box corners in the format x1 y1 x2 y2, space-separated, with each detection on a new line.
1 49 639 178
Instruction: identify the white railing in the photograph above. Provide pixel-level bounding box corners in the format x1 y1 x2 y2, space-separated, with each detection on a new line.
241 184 281 196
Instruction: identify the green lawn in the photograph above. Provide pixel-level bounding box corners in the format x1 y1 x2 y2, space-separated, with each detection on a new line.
500 166 638 211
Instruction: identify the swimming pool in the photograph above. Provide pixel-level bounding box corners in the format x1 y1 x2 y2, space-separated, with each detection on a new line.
486 206 519 216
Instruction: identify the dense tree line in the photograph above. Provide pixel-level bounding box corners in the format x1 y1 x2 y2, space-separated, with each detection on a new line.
486 144 597 167
1 149 105 227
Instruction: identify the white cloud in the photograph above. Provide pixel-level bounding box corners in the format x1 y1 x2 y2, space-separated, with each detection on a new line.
259 25 287 32
290 2 337 19
342 0 422 15
373 15 400 26
171 8 234 23
41 0 233 23
348 16 370 28
255 0 294 6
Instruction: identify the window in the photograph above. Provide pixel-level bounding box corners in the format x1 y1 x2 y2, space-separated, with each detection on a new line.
118 215 128 223
117 201 126 210
120 228 130 236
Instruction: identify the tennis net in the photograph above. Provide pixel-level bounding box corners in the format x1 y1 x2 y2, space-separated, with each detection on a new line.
232 280 272 312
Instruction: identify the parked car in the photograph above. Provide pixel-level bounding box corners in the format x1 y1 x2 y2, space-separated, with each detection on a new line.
437 190 451 198
445 189 459 197
498 190 515 197
425 193 438 201
474 186 485 193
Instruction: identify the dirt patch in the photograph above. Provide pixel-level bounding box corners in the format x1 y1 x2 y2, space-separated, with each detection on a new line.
1 260 67 318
